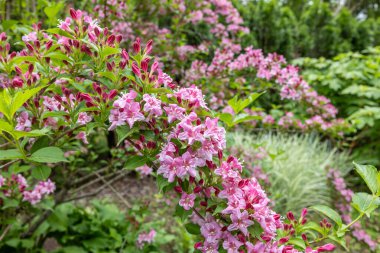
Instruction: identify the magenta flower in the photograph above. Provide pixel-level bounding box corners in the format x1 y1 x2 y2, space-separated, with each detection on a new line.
222 234 243 253
179 192 196 210
15 111 31 131
143 94 162 116
228 210 254 236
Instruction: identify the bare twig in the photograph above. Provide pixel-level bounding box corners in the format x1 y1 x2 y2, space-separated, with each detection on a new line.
0 225 12 241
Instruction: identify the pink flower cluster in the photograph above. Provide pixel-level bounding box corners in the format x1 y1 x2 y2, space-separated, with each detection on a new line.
0 174 55 205
328 169 377 250
136 229 156 249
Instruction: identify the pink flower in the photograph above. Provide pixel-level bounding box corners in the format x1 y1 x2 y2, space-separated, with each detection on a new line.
15 111 32 131
200 221 222 241
179 192 196 210
228 210 254 236
143 94 162 116
76 131 88 144
137 229 156 249
23 190 42 205
136 165 153 176
77 112 92 125
164 104 186 123
22 32 37 42
58 17 72 32
222 234 243 253
0 176 5 188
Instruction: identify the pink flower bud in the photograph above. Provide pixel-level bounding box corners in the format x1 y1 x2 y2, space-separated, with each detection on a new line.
301 208 308 218
302 234 307 241
46 40 53 50
279 237 289 244
106 35 115 45
193 186 202 193
109 89 118 100
141 58 149 72
116 34 122 43
144 39 153 55
121 49 129 60
12 77 23 88
133 37 141 54
194 242 202 249
287 211 295 221
15 66 22 75
26 43 34 52
132 62 141 77
69 8 77 20
317 244 336 252
174 186 182 193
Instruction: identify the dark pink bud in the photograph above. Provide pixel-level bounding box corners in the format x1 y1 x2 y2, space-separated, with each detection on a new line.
0 32 7 41
106 62 113 71
121 49 129 60
94 27 100 37
131 62 141 77
141 58 149 72
301 234 307 241
174 186 182 193
133 37 141 54
194 186 202 193
104 27 109 36
15 66 22 75
287 212 295 221
279 237 289 244
116 34 122 43
106 35 115 45
26 43 34 52
109 89 118 100
34 40 40 49
218 150 223 161
317 244 336 252
194 242 202 250
12 77 23 88
200 201 207 207
46 40 53 50
69 8 77 20
301 218 307 225
151 61 159 72
301 208 308 218
92 83 102 95
28 64 34 73
144 39 153 55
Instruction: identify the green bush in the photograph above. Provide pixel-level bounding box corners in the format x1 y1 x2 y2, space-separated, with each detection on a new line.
294 47 380 165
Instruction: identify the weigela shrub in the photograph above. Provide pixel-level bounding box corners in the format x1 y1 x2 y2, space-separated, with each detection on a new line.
0 9 377 253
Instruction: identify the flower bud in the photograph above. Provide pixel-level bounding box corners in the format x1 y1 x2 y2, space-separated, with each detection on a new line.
174 186 182 193
106 34 115 45
279 237 289 244
132 62 141 77
286 211 295 221
144 39 153 55
69 8 77 20
133 37 141 54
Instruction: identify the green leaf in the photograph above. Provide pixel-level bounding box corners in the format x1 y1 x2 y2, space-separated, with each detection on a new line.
0 149 23 160
352 192 380 216
184 223 201 235
98 71 117 82
353 162 379 194
299 221 324 234
11 86 45 118
102 46 120 57
328 234 347 250
115 125 137 146
174 204 192 221
124 155 147 171
288 238 306 250
44 2 64 20
227 92 264 114
29 147 68 163
156 174 171 193
248 222 264 239
0 89 12 120
233 114 261 125
31 136 50 153
44 51 72 62
310 205 342 227
31 166 52 180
